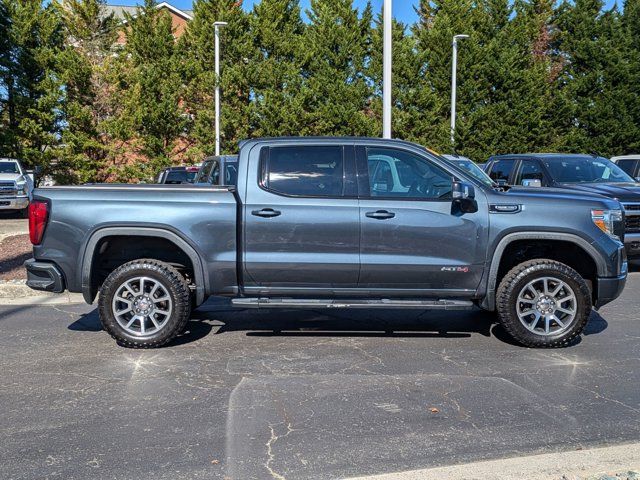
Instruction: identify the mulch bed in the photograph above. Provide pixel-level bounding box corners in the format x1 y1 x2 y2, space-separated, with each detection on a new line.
0 234 31 281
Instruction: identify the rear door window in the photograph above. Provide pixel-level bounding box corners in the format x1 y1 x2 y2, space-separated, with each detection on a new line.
263 146 344 197
224 163 238 185
195 160 217 184
516 159 546 185
617 159 638 178
488 159 516 183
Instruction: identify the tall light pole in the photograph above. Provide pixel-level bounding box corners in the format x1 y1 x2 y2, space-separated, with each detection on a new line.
450 34 469 148
214 21 228 156
382 0 392 139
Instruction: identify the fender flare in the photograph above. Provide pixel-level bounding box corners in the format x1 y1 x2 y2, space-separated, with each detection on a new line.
81 227 206 305
482 232 605 310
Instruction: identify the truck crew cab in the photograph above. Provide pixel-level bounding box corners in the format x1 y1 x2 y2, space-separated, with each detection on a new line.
25 138 627 349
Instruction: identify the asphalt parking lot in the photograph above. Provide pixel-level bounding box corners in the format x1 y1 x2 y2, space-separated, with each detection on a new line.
1 272 639 480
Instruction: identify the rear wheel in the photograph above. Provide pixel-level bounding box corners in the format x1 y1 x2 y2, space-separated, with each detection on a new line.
98 259 192 348
496 259 591 348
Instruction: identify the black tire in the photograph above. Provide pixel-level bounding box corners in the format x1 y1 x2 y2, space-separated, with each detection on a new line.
496 259 591 348
20 207 29 219
98 259 192 348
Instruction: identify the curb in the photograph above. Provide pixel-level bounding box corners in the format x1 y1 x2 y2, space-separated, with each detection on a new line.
345 443 640 480
0 281 85 305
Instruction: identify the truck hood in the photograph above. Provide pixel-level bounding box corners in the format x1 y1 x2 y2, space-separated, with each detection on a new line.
555 182 640 202
502 187 619 208
0 173 21 183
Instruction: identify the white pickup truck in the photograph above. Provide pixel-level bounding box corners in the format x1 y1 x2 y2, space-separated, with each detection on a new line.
0 158 34 217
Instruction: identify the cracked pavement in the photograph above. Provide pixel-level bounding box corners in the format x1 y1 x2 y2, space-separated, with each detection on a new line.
0 272 639 479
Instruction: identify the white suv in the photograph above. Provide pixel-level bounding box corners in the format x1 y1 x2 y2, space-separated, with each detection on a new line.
0 158 34 217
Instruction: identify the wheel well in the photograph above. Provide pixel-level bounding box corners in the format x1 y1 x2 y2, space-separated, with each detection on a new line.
89 236 195 293
496 240 597 297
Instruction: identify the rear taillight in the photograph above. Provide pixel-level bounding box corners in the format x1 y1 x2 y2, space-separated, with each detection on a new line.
28 200 49 245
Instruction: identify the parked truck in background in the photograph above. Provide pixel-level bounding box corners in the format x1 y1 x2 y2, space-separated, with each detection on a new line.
0 158 35 217
485 153 640 259
25 138 627 349
611 155 640 181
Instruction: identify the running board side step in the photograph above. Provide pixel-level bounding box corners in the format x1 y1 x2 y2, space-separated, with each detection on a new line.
231 298 474 310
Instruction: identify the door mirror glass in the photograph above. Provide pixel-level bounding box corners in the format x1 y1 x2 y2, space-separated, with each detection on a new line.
452 181 475 200
521 179 542 187
452 181 477 213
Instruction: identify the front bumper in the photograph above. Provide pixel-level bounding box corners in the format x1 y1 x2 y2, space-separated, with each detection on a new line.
24 259 65 293
595 273 627 308
0 196 28 210
624 232 640 258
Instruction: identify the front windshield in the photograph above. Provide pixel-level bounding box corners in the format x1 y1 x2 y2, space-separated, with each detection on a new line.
453 159 494 187
0 162 19 174
544 157 635 184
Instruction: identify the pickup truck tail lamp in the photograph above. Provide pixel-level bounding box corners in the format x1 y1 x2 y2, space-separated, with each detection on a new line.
591 209 623 241
28 200 49 245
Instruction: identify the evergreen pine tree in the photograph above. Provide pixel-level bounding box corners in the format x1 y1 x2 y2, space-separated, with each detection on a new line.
0 0 64 174
179 0 252 156
555 0 632 155
248 0 307 137
300 0 376 136
55 0 118 183
368 11 447 146
109 0 187 181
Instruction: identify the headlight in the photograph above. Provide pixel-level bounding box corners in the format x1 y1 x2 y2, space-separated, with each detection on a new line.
591 209 623 240
16 183 28 196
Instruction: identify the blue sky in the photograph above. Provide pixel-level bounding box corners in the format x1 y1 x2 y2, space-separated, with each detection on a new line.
123 0 618 24
118 1 409 25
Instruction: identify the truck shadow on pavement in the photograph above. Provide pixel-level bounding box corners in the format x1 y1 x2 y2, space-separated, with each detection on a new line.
68 305 609 348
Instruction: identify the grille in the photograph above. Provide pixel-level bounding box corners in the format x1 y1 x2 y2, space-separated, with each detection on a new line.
626 215 640 233
0 182 17 197
624 204 640 211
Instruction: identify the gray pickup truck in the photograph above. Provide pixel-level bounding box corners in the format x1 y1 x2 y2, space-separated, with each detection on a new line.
25 138 628 348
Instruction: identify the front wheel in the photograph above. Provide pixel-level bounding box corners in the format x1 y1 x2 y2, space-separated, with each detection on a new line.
496 259 592 348
98 259 192 348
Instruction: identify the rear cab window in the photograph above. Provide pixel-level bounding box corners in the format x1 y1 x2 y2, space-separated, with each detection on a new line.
261 145 345 197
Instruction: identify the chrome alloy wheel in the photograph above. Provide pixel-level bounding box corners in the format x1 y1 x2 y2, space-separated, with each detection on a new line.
111 276 173 337
515 276 577 336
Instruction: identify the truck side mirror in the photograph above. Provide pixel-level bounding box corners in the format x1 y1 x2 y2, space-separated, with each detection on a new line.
521 179 542 188
496 179 507 187
452 181 477 214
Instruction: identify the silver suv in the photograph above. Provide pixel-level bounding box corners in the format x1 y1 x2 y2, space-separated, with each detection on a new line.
0 158 34 217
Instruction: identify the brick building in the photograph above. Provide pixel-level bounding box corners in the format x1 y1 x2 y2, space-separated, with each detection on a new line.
105 2 193 43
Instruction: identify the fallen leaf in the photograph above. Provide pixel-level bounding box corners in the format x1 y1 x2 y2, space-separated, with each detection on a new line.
211 459 220 465
429 407 439 414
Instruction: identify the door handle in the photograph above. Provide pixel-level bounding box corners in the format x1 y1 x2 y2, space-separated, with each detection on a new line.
365 210 395 220
252 208 281 218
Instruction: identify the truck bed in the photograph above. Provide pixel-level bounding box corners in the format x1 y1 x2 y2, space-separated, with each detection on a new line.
32 184 239 298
